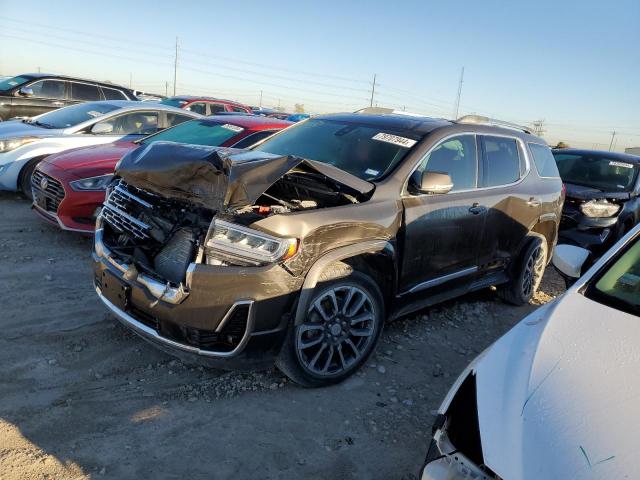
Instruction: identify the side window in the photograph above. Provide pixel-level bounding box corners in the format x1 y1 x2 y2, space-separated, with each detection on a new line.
232 106 247 113
480 136 521 187
97 112 159 135
165 113 194 127
208 103 226 114
28 80 66 99
232 130 276 149
102 87 127 100
528 143 560 178
71 82 102 101
415 135 478 192
185 102 207 115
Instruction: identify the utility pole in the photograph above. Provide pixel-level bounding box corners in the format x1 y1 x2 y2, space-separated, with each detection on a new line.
165 81 169 97
609 131 617 151
369 74 377 107
531 119 546 136
37 66 41 73
259 90 263 108
173 36 178 96
453 67 464 119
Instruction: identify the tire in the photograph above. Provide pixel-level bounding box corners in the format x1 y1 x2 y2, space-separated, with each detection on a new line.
276 263 385 387
499 237 547 306
19 158 42 200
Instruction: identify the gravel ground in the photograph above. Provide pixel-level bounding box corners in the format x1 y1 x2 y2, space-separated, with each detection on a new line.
0 192 565 480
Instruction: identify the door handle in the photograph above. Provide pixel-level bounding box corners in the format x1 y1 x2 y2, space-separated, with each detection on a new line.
469 203 485 215
52 102 64 106
527 197 541 207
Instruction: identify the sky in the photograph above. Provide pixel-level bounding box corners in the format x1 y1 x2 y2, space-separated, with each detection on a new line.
0 0 638 151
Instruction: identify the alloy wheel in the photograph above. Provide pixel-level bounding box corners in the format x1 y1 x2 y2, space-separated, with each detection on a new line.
295 285 377 377
522 245 545 298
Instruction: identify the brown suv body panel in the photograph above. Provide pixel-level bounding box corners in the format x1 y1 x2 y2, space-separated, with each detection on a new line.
92 114 562 370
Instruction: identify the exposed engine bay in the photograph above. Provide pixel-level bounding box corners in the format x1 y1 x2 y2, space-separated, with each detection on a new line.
100 142 373 287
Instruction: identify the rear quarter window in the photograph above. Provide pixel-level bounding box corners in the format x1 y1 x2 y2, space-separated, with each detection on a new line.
529 143 560 178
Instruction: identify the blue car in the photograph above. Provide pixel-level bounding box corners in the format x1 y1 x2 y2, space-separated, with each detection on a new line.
285 113 310 122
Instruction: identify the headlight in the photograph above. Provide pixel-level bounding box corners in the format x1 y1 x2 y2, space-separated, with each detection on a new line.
580 199 621 218
69 174 114 191
204 219 298 266
0 137 38 153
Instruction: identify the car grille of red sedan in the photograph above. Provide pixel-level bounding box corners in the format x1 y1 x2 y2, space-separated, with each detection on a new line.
31 170 65 213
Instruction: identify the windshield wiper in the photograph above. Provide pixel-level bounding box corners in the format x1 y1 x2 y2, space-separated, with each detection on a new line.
32 120 55 129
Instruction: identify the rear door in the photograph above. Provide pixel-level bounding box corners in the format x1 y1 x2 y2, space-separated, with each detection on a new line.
475 135 540 270
207 103 227 115
69 82 103 106
400 134 486 293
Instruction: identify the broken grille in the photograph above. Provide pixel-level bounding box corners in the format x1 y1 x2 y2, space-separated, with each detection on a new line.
31 170 65 213
102 181 152 240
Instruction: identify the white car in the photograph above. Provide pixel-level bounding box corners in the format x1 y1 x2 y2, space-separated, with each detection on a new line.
421 225 640 479
0 100 200 197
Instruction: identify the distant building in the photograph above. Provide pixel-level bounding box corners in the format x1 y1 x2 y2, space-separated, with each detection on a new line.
625 147 640 156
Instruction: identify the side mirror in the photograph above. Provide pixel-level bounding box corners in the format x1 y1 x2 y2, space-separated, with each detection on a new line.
552 244 591 283
19 86 34 97
411 171 453 195
91 122 114 135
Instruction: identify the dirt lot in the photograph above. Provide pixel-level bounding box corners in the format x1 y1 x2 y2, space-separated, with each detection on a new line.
0 191 565 480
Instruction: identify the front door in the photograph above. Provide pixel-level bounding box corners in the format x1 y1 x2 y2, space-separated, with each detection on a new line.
13 79 68 118
400 134 486 293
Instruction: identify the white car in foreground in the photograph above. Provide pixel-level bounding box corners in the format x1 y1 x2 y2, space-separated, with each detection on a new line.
0 100 200 197
422 225 640 479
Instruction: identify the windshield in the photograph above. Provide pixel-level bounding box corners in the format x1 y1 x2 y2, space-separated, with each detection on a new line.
253 118 422 181
160 98 188 109
0 75 31 92
587 233 640 317
29 102 121 129
139 119 243 146
554 152 639 192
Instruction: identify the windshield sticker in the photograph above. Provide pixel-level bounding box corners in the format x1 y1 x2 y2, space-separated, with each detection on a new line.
609 161 634 169
365 168 379 176
221 124 244 133
87 110 103 118
372 132 417 148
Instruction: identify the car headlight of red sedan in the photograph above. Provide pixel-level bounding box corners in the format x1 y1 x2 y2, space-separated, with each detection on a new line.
69 174 114 191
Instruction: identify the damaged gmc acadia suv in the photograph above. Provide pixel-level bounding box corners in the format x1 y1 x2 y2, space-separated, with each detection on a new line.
92 113 563 386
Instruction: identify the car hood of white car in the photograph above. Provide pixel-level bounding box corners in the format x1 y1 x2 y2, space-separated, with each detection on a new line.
0 119 62 139
474 292 639 479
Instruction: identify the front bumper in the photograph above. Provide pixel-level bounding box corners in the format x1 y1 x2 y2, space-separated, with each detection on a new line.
559 207 621 252
92 220 301 368
421 430 493 480
34 161 103 233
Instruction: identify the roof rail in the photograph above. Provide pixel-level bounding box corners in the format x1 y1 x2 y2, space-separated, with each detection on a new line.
456 115 532 134
354 107 430 118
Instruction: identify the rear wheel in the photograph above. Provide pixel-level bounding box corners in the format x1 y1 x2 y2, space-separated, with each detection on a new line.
499 237 547 305
18 158 42 200
276 265 384 387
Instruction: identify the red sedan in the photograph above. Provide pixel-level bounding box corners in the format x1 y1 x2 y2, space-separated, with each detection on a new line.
159 96 253 115
33 115 291 233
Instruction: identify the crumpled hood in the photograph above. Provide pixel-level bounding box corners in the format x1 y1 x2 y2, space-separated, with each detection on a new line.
473 293 640 479
565 182 630 201
42 141 136 178
0 119 61 139
115 141 374 211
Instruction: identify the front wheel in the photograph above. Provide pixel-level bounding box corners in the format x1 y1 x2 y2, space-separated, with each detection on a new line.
19 158 42 200
276 267 384 387
499 237 547 305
